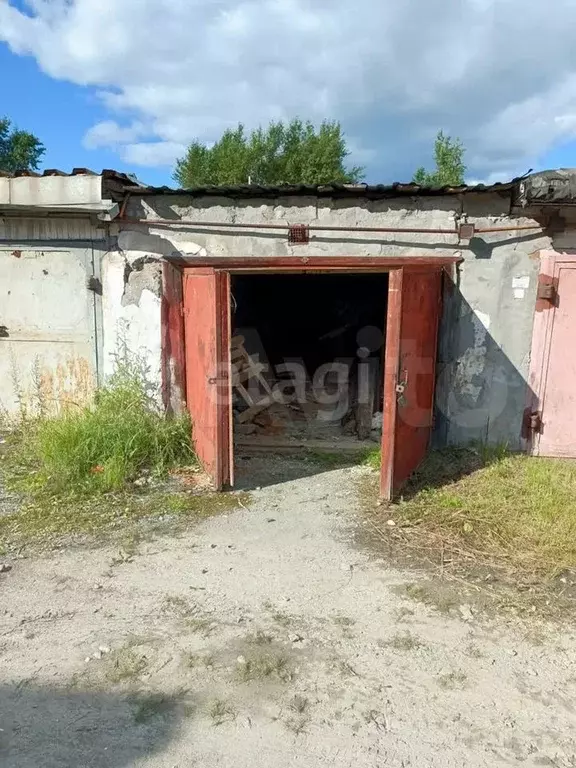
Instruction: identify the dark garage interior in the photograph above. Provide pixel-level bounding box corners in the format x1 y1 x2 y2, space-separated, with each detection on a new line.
230 272 389 448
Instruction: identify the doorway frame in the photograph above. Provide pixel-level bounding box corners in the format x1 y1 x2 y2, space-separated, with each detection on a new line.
174 255 460 496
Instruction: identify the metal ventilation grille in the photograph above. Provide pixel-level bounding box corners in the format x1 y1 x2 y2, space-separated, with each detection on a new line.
288 224 310 245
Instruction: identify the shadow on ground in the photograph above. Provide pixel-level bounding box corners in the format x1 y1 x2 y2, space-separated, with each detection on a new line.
234 453 365 489
398 446 504 501
0 683 186 768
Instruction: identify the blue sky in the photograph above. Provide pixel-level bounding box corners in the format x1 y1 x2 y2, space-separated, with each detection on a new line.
0 43 170 186
2 1 576 188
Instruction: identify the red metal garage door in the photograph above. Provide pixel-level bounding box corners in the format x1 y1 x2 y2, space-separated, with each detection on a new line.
183 268 233 489
381 268 442 498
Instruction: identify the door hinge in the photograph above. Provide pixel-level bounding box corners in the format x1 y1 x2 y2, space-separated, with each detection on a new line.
536 281 556 304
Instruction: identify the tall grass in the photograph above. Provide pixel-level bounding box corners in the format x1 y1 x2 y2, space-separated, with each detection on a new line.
7 360 196 497
390 447 576 578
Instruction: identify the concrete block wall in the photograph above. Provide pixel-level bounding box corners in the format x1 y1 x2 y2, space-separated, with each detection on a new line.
110 191 552 447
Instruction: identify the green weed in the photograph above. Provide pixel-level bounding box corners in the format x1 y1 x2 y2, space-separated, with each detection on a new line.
207 699 236 726
437 670 468 689
362 448 381 470
132 693 176 724
383 631 424 651
236 652 293 683
4 359 196 498
363 445 576 581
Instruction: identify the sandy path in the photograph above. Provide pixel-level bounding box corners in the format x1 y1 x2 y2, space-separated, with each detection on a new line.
1 459 576 767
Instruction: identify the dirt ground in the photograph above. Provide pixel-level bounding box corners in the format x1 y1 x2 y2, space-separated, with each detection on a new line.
2 458 576 768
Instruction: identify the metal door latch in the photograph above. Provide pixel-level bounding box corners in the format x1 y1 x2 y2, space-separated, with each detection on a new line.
396 369 408 406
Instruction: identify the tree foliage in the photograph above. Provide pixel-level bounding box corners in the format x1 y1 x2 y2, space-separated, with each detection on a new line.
0 117 45 173
174 119 364 187
412 130 466 187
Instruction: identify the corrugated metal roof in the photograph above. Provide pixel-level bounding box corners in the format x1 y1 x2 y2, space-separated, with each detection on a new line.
0 168 138 184
0 167 520 200
124 178 519 199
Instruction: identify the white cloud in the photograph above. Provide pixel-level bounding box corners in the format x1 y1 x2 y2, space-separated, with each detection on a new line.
83 120 146 150
2 0 576 178
121 141 187 168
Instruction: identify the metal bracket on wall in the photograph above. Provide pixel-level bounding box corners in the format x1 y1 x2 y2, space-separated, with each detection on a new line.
524 410 543 435
87 276 103 295
536 281 556 304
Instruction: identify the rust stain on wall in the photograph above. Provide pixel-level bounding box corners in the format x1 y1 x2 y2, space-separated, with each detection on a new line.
37 356 94 413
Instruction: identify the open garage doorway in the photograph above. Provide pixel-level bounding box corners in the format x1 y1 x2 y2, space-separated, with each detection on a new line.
182 263 445 499
230 273 388 454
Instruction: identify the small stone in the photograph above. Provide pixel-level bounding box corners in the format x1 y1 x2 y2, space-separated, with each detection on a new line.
237 655 247 665
99 645 111 654
93 583 103 590
202 568 208 574
509 649 518 657
386 519 396 527
93 650 103 660
376 500 384 507
85 657 91 663
210 544 217 549
289 633 304 643
267 518 276 523
255 486 262 491
0 564 12 573
459 605 474 622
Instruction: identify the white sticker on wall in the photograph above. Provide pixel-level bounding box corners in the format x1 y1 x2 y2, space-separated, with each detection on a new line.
512 275 530 289
513 288 525 299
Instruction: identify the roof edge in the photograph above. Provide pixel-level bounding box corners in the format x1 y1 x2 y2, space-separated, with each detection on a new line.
119 179 519 199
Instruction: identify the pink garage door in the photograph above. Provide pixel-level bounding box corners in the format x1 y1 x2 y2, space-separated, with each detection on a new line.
529 256 576 457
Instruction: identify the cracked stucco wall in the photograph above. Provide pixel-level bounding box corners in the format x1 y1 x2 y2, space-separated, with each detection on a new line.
102 237 164 391
108 192 552 446
101 229 198 402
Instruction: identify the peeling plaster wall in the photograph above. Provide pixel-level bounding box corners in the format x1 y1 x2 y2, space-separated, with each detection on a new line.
114 192 552 447
101 243 163 395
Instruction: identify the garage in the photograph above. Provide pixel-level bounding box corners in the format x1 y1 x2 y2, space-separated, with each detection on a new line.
181 258 450 499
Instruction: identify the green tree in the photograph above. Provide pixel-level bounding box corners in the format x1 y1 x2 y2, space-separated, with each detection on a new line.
412 130 466 187
0 117 45 173
174 119 364 187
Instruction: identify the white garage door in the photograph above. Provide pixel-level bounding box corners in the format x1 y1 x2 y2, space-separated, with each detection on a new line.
0 247 98 417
